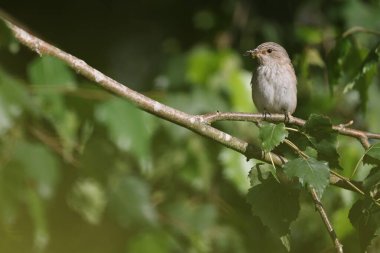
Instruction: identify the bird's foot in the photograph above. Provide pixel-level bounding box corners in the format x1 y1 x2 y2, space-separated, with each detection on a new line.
262 111 271 120
283 111 291 123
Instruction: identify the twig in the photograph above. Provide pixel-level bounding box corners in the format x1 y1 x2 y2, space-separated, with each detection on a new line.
310 187 344 253
0 15 367 193
342 26 380 38
200 112 379 149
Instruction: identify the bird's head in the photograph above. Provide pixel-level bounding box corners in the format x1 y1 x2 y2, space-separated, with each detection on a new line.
245 42 290 65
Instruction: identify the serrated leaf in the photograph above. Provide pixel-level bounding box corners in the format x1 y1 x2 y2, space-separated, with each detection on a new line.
246 176 300 236
283 157 330 198
349 197 380 252
259 122 288 152
303 114 341 169
304 114 334 141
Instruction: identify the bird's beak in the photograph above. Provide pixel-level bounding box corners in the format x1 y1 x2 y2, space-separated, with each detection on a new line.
244 49 258 58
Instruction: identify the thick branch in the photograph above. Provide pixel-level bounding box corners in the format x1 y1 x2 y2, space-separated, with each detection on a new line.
0 16 368 193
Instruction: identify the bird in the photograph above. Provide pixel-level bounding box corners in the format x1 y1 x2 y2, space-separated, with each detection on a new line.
245 42 297 119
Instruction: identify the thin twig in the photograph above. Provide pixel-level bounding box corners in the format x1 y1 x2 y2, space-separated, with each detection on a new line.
200 112 379 149
342 26 380 38
330 170 365 196
310 187 344 253
284 139 309 159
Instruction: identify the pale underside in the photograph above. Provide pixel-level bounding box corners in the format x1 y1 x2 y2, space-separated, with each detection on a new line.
251 62 297 114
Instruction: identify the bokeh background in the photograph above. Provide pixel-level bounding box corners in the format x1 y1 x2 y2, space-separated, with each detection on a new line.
1 0 380 252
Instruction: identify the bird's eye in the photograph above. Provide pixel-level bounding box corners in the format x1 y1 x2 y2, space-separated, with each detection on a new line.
267 49 273 53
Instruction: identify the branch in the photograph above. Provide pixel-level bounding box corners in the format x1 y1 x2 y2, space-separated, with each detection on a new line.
310 188 344 253
201 112 380 149
0 16 370 194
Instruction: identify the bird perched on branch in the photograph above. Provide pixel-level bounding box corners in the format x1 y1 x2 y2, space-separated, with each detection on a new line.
245 42 297 118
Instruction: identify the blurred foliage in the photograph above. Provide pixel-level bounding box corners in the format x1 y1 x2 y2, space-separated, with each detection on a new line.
1 0 380 252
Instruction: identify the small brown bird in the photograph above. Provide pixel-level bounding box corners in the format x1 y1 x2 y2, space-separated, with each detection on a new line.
245 42 297 116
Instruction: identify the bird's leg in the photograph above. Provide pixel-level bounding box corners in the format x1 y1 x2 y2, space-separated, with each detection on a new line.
282 110 291 123
262 110 271 120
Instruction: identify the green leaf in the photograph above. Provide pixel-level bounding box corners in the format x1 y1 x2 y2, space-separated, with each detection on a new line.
347 41 380 112
364 167 380 190
95 98 156 170
25 188 49 251
304 114 334 142
108 176 157 226
127 231 177 253
165 201 217 234
67 178 107 225
219 149 251 193
259 122 288 152
327 37 352 91
246 175 300 236
283 157 330 198
248 163 273 187
186 46 219 85
363 167 380 200
0 20 19 53
303 114 341 169
14 141 60 198
27 56 79 158
363 142 380 165
349 197 380 251
27 56 76 87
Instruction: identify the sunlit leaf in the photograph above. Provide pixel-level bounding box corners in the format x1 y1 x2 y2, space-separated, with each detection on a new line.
219 149 251 193
283 157 330 198
186 46 219 85
95 98 156 170
246 175 300 236
259 122 288 152
67 178 106 225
